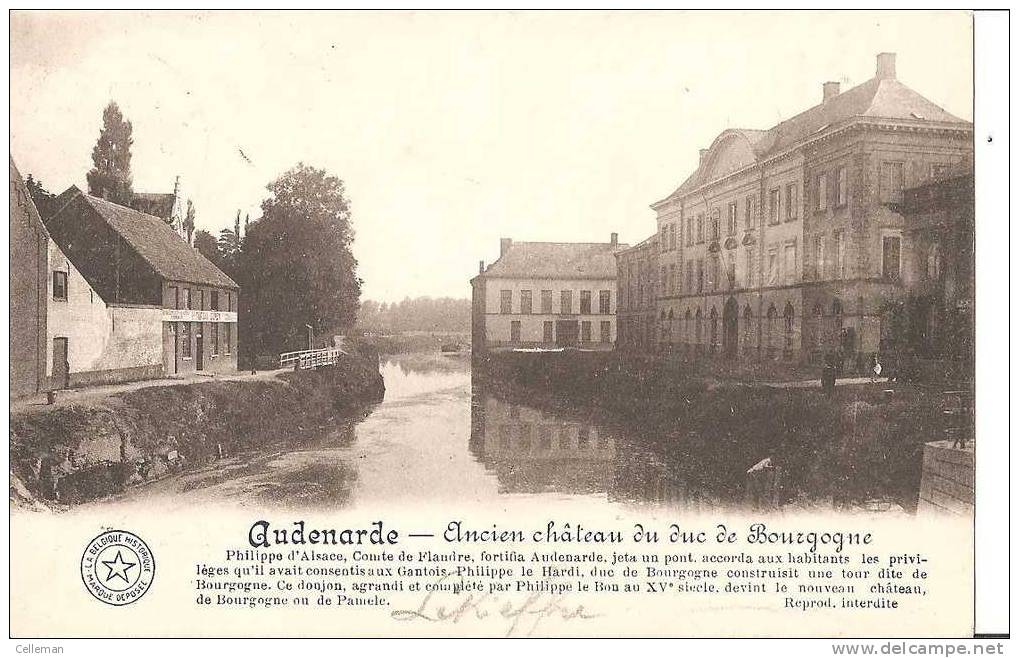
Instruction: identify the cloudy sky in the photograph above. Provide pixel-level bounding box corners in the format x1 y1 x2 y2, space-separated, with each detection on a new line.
10 10 972 302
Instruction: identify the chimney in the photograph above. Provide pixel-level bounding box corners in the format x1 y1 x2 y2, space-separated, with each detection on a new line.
876 52 896 80
479 260 485 274
610 232 618 246
173 175 181 196
822 81 840 102
699 149 709 165
499 238 512 257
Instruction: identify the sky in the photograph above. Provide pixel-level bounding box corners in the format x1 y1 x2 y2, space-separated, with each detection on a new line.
9 10 972 303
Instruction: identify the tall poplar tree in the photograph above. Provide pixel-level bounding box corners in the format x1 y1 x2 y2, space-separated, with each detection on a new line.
86 101 134 204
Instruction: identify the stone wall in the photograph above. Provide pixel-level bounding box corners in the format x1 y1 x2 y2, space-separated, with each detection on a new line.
10 353 385 506
917 440 974 516
9 163 49 398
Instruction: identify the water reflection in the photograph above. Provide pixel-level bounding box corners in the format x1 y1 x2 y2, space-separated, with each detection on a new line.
468 394 616 495
468 382 737 511
102 352 762 513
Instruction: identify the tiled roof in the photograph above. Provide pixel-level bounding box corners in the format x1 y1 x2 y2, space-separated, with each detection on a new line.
73 191 238 289
130 192 175 218
662 76 970 202
480 241 628 280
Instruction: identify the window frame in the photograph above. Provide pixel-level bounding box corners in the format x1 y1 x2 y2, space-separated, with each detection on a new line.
500 289 512 314
835 166 848 207
768 188 780 225
520 289 533 315
540 290 553 314
52 270 68 302
181 322 192 359
560 290 573 315
880 161 905 203
881 234 902 281
580 290 592 315
816 172 828 212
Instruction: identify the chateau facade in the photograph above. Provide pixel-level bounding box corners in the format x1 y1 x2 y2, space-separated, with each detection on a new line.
472 235 627 352
621 53 973 365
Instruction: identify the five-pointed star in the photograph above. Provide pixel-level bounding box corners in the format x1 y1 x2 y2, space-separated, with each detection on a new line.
101 550 136 584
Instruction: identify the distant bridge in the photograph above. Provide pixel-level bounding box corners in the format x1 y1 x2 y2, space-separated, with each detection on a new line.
279 347 345 370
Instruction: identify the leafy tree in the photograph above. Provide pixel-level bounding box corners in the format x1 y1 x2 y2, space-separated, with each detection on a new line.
237 163 361 357
356 297 471 334
86 102 134 204
24 174 56 218
218 211 242 255
193 229 221 265
214 212 244 278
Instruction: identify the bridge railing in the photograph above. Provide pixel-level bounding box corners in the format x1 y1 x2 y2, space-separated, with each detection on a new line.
279 347 344 370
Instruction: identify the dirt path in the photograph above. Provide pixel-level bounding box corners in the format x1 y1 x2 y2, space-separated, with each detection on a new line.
11 369 288 414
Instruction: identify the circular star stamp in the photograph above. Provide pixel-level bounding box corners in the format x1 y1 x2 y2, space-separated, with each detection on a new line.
80 530 155 606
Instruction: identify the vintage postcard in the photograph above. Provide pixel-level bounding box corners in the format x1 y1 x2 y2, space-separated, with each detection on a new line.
7 8 1007 646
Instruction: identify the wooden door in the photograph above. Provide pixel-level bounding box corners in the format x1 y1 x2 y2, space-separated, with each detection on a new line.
52 337 69 388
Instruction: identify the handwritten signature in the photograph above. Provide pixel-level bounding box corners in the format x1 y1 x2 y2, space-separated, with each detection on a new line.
391 578 600 636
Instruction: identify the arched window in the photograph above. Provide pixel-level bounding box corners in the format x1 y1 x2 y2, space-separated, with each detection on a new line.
709 307 719 350
766 304 777 350
783 302 795 352
684 310 692 345
695 308 703 345
667 310 675 342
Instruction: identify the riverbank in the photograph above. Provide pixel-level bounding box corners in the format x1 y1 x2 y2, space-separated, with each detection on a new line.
10 352 385 508
358 331 470 355
474 350 948 511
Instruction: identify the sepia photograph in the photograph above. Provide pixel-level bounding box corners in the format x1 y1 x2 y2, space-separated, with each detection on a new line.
6 7 1008 648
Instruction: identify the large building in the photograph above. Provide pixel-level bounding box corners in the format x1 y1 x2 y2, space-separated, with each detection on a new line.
40 186 240 381
471 234 628 352
639 53 972 364
615 233 660 351
10 158 165 395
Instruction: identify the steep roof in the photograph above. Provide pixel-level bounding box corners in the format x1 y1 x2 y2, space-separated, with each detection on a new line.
9 157 51 239
61 189 238 290
480 241 628 280
130 192 175 218
659 73 970 204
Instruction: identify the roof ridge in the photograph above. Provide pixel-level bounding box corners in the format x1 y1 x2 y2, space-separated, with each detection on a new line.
78 193 239 290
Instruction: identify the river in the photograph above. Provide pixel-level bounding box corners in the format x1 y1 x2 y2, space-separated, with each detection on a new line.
88 352 755 513
89 352 909 514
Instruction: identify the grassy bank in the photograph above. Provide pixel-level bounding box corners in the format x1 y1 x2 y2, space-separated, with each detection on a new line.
475 351 947 510
10 353 385 507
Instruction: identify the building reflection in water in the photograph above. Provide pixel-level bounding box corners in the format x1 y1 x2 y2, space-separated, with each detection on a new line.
469 381 731 510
